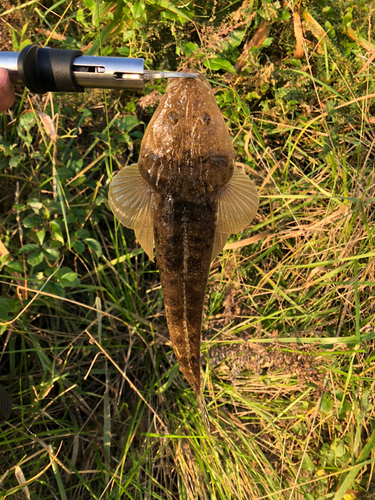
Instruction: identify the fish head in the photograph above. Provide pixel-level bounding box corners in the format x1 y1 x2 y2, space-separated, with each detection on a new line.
138 71 234 201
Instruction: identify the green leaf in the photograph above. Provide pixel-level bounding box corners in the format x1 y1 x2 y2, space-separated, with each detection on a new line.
57 167 73 180
131 0 145 18
55 266 70 278
19 244 40 254
66 214 76 224
302 453 315 473
23 214 42 228
26 232 41 245
49 282 66 299
343 9 352 28
0 298 20 319
44 266 57 278
338 398 351 418
50 240 63 249
12 203 26 211
360 391 370 412
51 229 64 245
36 230 46 246
17 112 35 147
153 0 194 23
43 248 60 260
96 196 106 206
11 27 19 51
76 8 88 27
262 37 273 48
9 155 24 168
28 200 43 213
160 9 176 21
74 228 90 239
332 439 345 458
4 261 23 273
27 250 44 266
55 267 79 288
0 139 17 157
59 271 79 288
69 175 86 187
179 42 199 57
203 57 235 73
85 238 102 257
51 219 62 231
118 46 130 57
82 0 96 13
0 298 21 334
72 240 85 254
222 30 246 51
319 393 333 414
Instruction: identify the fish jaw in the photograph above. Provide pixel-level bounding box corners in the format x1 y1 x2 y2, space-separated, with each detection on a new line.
153 191 216 394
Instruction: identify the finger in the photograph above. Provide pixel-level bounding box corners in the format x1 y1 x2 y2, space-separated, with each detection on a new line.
0 68 15 112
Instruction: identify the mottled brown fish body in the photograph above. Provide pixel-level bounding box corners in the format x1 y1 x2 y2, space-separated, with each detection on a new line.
108 71 259 397
153 194 216 393
138 73 235 393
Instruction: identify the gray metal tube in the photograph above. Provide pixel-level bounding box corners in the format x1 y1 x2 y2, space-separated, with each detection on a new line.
0 51 145 90
73 55 144 90
0 52 21 84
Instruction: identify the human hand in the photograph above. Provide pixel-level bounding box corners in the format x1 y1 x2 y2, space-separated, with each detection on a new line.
0 68 15 112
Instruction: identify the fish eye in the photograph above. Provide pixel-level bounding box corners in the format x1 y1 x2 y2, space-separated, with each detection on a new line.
167 111 179 125
200 112 211 125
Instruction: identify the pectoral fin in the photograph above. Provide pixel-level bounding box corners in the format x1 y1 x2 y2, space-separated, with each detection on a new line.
211 231 231 262
135 228 154 262
109 164 154 261
212 169 259 261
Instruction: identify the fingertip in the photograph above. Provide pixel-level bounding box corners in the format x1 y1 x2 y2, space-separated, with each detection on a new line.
0 68 9 87
0 69 15 111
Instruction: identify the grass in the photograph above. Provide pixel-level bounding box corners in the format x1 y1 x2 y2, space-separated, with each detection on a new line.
0 0 375 498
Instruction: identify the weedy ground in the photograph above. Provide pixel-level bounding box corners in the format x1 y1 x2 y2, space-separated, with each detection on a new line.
0 1 374 499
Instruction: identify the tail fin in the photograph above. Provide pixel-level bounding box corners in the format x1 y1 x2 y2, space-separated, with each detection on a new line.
197 391 210 433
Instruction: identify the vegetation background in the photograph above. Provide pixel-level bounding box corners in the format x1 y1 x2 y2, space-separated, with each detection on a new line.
0 0 374 498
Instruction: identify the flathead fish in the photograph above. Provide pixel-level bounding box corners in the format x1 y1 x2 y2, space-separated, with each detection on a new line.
109 71 259 399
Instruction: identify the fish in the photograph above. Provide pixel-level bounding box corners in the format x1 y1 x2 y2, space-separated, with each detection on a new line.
109 71 259 402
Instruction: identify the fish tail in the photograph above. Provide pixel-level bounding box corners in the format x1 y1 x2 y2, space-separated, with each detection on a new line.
197 391 210 433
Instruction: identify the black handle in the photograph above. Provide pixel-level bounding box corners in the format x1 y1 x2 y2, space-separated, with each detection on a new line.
18 44 84 94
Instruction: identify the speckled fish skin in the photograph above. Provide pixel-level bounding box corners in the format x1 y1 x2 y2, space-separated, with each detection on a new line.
138 72 235 393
